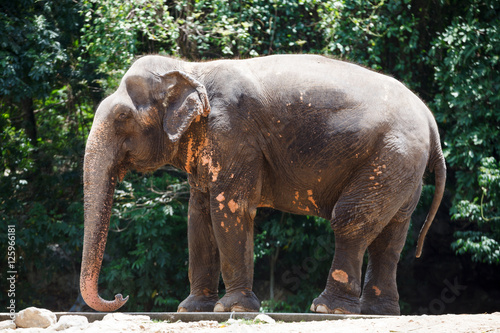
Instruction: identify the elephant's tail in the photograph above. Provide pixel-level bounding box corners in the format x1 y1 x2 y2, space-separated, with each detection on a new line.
415 126 446 258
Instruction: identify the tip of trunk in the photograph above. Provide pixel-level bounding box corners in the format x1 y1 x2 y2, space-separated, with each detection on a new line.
80 273 128 312
81 290 129 312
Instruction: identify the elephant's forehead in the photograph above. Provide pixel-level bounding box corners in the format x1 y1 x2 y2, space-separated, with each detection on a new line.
95 91 133 120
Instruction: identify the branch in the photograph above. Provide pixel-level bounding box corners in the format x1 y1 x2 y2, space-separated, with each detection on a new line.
480 188 500 222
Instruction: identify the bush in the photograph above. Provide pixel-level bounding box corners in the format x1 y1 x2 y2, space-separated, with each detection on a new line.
430 0 500 264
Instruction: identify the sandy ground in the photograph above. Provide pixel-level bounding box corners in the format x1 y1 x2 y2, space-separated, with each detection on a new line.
5 312 500 332
211 313 500 333
146 313 500 333
72 313 500 332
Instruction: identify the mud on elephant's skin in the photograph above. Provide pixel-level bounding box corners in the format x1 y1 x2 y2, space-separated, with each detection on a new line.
80 54 446 315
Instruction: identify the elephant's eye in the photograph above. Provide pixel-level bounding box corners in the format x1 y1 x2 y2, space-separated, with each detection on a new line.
116 111 133 123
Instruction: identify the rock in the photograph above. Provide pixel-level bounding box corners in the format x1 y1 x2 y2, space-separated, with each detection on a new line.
195 320 218 328
52 315 89 331
11 329 45 333
89 313 153 332
254 313 276 324
225 318 242 325
14 307 57 328
0 320 16 330
102 313 151 322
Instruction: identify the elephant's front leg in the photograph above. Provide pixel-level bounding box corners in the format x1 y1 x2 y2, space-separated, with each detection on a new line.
178 188 220 312
210 189 260 312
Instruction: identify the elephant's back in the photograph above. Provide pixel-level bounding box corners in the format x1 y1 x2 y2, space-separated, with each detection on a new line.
199 55 434 216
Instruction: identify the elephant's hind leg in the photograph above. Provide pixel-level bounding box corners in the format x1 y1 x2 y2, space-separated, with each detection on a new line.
311 155 422 315
360 184 422 315
359 216 410 315
310 212 390 315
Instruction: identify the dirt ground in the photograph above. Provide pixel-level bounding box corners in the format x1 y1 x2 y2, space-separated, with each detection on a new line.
211 313 500 333
81 313 500 332
5 312 500 332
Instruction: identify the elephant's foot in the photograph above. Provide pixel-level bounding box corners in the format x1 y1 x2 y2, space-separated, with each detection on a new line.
177 294 219 312
213 290 260 312
360 294 400 315
310 292 360 314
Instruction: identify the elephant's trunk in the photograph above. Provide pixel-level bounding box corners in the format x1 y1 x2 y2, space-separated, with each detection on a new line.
80 122 128 312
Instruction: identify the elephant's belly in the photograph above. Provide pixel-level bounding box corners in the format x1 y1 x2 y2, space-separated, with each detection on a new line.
258 178 339 220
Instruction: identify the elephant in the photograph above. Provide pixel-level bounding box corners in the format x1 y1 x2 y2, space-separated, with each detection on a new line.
80 54 446 315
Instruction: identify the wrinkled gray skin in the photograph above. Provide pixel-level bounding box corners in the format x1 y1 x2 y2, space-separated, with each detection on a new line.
80 54 445 315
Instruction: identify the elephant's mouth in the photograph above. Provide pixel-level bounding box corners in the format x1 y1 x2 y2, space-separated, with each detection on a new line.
134 165 159 174
115 159 132 182
116 154 153 179
117 167 129 182
128 159 164 175
115 161 158 181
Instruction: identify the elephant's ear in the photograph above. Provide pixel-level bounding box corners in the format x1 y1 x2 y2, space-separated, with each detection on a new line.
159 70 211 142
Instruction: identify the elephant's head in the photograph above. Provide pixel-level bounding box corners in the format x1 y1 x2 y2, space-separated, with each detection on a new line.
80 56 210 312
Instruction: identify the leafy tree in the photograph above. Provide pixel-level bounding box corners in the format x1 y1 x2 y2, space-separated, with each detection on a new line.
146 0 326 59
0 0 91 309
430 0 500 264
319 0 427 90
79 0 179 92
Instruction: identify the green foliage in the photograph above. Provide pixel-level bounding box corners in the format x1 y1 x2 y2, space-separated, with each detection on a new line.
141 0 326 59
255 214 331 260
79 0 179 92
451 157 500 265
430 0 500 264
0 91 89 309
320 0 422 88
452 231 500 265
0 0 91 310
478 157 500 222
0 1 69 100
254 212 333 312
